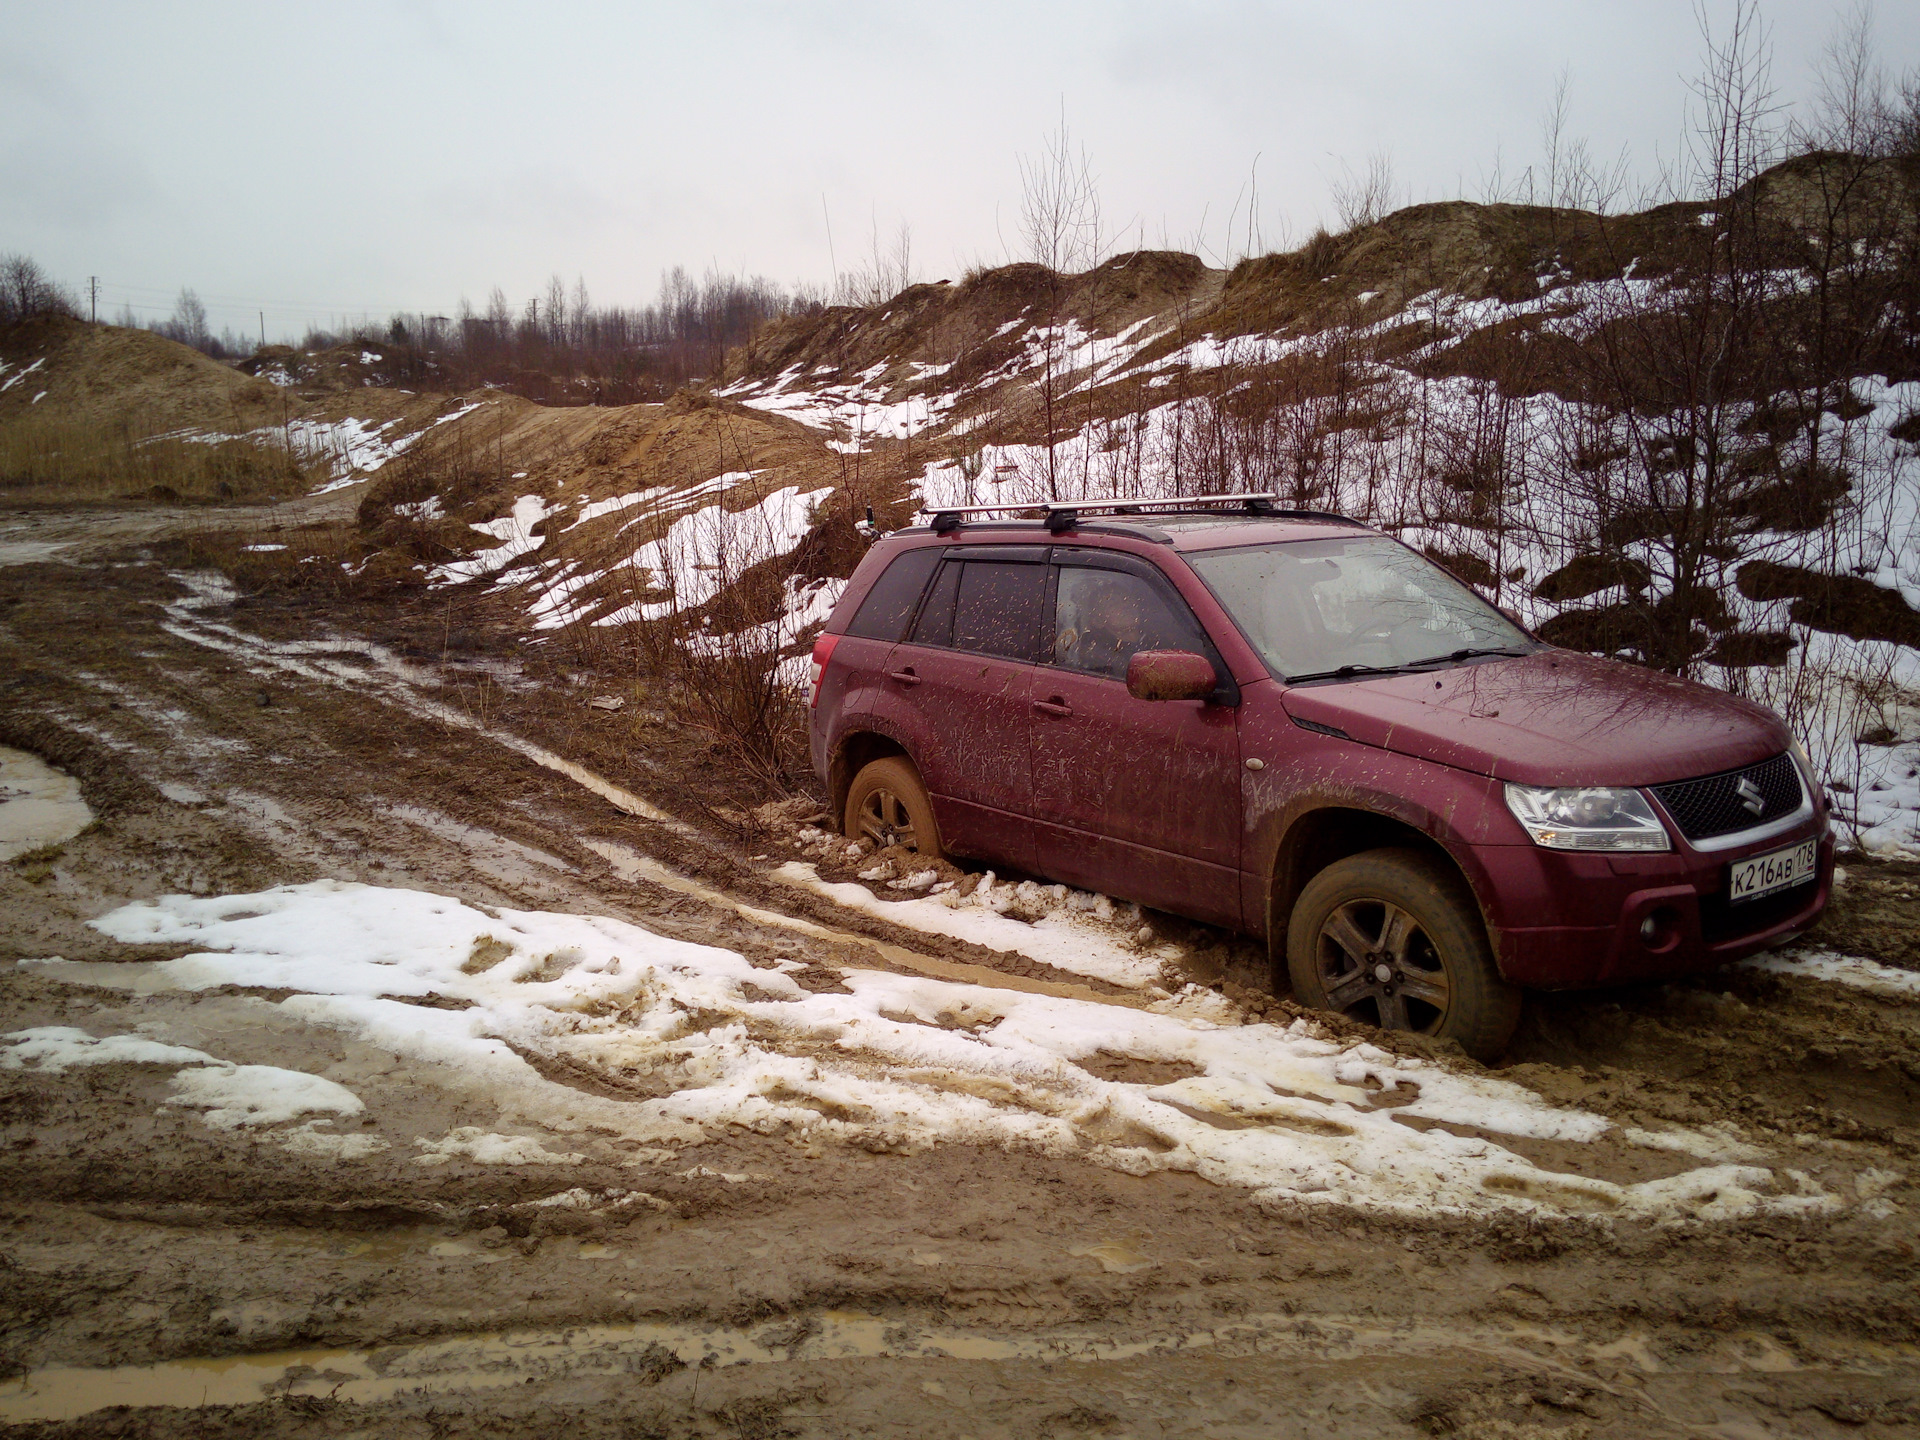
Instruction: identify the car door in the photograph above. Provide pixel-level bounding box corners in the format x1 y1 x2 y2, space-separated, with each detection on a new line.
1028 550 1244 929
879 546 1047 869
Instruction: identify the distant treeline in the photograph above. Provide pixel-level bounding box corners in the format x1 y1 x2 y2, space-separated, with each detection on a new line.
1 252 833 404
341 267 817 404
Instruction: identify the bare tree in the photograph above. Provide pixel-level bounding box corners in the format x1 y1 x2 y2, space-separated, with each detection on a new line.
0 254 78 325
1017 108 1104 498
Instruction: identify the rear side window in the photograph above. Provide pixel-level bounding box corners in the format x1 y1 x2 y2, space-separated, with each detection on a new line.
845 548 941 641
909 561 961 647
953 562 1046 662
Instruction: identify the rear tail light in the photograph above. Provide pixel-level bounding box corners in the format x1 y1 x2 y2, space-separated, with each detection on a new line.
808 633 840 708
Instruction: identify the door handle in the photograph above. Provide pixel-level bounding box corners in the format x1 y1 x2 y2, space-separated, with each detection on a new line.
1032 697 1072 717
887 668 922 687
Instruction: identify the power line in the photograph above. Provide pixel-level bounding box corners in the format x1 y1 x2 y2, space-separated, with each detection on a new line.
95 280 416 312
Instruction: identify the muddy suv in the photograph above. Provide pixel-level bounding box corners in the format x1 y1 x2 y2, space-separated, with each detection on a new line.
807 496 1834 1058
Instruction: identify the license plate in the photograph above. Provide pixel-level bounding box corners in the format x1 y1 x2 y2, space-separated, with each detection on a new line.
1728 838 1818 903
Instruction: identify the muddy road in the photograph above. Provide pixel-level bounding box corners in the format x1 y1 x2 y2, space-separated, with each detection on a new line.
1 511 1918 1438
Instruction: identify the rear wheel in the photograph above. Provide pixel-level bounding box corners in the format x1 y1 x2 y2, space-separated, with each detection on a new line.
1285 847 1519 1061
843 757 943 861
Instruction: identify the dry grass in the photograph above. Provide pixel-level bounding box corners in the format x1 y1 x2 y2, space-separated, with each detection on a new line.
0 414 319 504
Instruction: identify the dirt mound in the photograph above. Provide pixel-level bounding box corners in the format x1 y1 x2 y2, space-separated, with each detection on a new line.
0 315 286 434
727 253 1223 395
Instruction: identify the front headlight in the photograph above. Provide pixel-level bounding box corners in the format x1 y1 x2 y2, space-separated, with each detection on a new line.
1503 783 1672 852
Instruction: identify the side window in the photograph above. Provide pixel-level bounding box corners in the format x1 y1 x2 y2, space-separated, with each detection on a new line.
908 561 961 648
845 548 941 642
1052 565 1208 680
952 562 1046 662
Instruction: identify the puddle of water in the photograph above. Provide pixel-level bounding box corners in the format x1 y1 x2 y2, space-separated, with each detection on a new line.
0 540 73 567
2 1309 1867 1424
0 746 93 862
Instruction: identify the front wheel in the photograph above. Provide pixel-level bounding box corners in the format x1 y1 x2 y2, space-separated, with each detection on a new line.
1285 847 1520 1062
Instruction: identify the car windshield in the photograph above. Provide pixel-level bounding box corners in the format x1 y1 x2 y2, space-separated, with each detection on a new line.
1186 535 1533 681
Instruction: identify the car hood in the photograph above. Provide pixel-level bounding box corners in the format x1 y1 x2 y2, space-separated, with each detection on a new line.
1278 649 1789 787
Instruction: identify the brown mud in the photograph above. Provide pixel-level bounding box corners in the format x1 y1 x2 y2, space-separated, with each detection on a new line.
1 510 1918 1437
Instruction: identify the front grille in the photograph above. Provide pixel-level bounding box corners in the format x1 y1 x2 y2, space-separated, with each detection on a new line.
1651 752 1804 842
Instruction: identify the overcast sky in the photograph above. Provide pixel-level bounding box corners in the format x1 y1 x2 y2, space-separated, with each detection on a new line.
7 1 1919 342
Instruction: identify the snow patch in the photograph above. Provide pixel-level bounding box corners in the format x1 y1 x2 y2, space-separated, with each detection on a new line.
41 880 1840 1220
1744 947 1920 999
773 862 1169 990
594 485 833 626
394 497 444 522
0 358 45 393
429 494 559 585
415 1127 584 1166
1 1026 213 1072
166 1064 365 1129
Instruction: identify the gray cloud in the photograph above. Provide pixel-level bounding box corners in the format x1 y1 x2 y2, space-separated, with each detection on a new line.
5 1 1916 340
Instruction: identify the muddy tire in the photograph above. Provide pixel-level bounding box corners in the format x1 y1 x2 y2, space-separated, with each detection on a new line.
843 756 943 861
1285 847 1520 1062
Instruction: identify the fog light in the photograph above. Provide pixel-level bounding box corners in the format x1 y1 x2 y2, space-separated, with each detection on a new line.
1638 906 1681 951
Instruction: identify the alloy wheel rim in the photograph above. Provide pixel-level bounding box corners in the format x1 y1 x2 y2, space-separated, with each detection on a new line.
1315 898 1452 1033
856 787 920 851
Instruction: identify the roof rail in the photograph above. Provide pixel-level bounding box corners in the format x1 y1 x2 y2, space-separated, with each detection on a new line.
916 492 1361 535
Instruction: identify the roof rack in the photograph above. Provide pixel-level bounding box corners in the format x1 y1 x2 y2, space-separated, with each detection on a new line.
915 492 1360 536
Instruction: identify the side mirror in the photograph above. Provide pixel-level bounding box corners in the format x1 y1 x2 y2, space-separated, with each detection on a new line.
1126 649 1217 702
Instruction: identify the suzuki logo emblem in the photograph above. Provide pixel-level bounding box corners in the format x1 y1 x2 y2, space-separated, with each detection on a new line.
1735 776 1766 815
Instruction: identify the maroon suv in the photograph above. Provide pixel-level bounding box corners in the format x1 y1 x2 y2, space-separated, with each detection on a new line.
807 497 1833 1058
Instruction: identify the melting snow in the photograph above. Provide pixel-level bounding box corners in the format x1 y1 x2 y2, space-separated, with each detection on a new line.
167 1064 364 1129
415 1127 584 1166
25 879 1849 1219
594 485 833 626
774 862 1170 990
1 1026 214 1072
1 1025 370 1137
0 358 45 393
429 494 559 585
1745 948 1920 999
683 576 845 658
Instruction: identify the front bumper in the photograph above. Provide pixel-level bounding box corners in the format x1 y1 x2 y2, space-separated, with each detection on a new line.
1480 810 1834 989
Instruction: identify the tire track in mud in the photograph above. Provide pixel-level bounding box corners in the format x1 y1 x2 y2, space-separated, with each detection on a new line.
147 570 1177 1007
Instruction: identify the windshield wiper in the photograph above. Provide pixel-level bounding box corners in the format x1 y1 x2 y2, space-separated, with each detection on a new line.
1287 648 1530 684
1404 645 1531 667
1285 662 1416 683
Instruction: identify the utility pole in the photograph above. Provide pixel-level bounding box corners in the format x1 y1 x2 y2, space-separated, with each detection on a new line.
88 277 98 323
259 311 265 349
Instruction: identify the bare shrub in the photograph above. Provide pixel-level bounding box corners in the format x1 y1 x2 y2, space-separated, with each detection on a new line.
1329 150 1402 233
1722 634 1901 844
597 485 831 801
